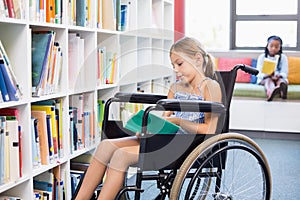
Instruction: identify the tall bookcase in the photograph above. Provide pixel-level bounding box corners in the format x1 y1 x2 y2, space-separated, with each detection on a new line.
0 0 174 199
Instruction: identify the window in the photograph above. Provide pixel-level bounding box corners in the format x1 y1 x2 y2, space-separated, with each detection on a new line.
185 0 230 50
231 0 300 50
185 0 300 50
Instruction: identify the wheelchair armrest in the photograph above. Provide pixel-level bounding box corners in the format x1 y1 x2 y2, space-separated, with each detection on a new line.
114 92 167 104
156 99 226 113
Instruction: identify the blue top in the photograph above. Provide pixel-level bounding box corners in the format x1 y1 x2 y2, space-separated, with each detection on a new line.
256 53 289 84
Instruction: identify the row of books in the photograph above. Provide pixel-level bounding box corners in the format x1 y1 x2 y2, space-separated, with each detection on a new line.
0 0 25 19
69 94 96 153
29 0 63 24
31 99 64 168
97 46 118 85
32 30 63 97
100 0 130 31
0 40 22 102
68 0 131 31
0 108 22 186
33 166 65 200
68 0 93 28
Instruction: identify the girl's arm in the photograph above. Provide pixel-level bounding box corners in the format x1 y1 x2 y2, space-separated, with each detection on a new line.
278 54 288 79
162 83 175 117
165 79 222 134
256 54 268 83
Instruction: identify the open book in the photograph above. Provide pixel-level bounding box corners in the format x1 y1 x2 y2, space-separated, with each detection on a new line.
261 55 279 75
124 110 180 134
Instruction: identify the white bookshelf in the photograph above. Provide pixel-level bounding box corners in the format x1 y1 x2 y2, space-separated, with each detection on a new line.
0 0 174 199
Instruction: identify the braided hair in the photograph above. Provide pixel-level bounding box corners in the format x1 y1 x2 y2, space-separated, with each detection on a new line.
265 35 283 70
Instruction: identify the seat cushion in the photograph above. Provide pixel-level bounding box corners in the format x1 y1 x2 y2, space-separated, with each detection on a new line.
217 57 252 83
233 83 300 100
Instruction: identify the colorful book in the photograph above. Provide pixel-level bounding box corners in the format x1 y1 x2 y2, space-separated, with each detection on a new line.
261 55 279 75
31 110 50 165
0 108 19 120
32 105 58 159
32 31 55 96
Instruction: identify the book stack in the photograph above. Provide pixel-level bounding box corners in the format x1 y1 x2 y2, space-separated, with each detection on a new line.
29 0 62 24
31 99 64 168
0 40 22 102
32 31 63 97
0 108 22 185
97 46 118 85
33 166 65 200
69 94 95 153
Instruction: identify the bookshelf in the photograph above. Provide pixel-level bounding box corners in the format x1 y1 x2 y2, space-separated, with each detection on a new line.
0 0 174 199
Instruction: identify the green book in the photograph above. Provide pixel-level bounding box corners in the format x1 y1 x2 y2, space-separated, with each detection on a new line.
124 110 179 134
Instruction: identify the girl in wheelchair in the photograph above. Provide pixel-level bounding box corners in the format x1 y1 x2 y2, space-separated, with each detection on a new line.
74 37 222 200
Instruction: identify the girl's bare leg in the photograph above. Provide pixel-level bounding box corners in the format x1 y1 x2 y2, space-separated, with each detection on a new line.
264 78 275 98
75 158 107 200
98 145 140 200
75 136 139 200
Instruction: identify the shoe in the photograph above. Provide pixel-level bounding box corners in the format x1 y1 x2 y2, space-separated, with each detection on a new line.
267 87 280 101
280 82 287 99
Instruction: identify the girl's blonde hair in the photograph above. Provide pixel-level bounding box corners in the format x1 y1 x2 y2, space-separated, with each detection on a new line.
170 37 215 79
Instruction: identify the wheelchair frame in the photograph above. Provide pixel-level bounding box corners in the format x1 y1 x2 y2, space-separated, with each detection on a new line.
73 64 272 200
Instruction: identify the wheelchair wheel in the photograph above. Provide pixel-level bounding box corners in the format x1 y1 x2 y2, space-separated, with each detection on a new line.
170 133 272 200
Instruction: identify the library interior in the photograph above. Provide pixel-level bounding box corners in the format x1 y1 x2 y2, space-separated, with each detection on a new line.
0 0 299 199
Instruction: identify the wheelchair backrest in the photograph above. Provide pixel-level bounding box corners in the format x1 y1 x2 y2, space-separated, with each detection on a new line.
214 70 237 133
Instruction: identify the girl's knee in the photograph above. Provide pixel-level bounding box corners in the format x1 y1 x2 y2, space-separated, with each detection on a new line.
94 139 118 164
109 148 138 172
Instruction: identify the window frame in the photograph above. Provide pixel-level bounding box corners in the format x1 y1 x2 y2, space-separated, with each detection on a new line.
230 0 300 51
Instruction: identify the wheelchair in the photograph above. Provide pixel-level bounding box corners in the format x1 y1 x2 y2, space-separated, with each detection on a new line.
73 64 272 200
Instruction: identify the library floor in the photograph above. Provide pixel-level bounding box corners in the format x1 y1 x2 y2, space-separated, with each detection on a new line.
126 132 300 200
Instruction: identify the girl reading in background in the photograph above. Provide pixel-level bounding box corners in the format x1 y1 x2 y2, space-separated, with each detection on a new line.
74 37 222 200
256 35 289 101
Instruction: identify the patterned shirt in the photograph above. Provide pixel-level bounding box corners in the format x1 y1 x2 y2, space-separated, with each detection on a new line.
172 81 206 134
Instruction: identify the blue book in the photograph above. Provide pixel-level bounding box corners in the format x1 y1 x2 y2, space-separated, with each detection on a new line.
46 114 54 163
76 0 87 27
0 59 18 101
0 61 9 102
33 180 53 192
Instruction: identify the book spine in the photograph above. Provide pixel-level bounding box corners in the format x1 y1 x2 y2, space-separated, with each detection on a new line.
18 125 22 177
6 0 15 18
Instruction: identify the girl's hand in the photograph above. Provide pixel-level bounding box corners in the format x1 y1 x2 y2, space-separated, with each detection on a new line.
135 132 141 138
164 117 180 125
163 111 173 117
